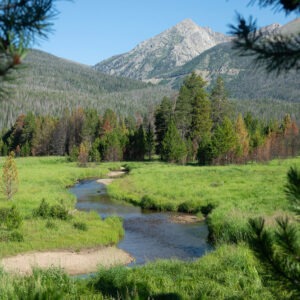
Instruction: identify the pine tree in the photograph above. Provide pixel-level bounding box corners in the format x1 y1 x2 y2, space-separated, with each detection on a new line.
235 114 250 161
175 72 207 138
2 151 18 200
189 78 212 161
154 97 173 157
162 120 187 163
145 123 155 160
90 138 101 162
210 76 232 130
212 117 238 164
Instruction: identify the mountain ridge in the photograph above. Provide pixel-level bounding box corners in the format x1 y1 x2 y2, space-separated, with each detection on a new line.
94 19 230 81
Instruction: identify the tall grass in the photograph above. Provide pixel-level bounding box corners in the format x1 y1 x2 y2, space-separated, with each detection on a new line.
91 244 275 299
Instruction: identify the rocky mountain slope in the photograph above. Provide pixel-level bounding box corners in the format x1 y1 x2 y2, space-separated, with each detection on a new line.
94 19 230 81
160 18 300 102
94 18 299 103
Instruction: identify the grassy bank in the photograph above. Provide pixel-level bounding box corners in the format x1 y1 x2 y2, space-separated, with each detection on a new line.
108 158 300 243
91 244 276 299
0 157 124 257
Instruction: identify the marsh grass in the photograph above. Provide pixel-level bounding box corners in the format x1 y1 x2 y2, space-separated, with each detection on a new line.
91 244 275 299
0 157 124 257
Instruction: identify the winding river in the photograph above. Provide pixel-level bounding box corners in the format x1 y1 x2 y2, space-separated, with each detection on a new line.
70 179 212 265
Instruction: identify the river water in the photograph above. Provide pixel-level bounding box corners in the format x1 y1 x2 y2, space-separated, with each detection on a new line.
70 180 212 265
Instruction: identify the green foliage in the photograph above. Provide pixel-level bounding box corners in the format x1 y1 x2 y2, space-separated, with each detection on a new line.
210 76 232 129
2 151 18 200
69 146 79 162
77 143 89 167
73 221 88 231
33 199 70 220
211 117 238 163
154 96 174 156
0 205 22 230
32 198 50 218
145 123 155 160
247 216 300 298
49 204 69 220
100 130 124 161
285 166 300 214
162 120 187 163
175 72 207 139
0 230 24 242
90 138 101 162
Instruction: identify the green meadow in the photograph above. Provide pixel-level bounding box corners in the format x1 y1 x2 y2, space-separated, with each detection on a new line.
109 158 300 242
0 157 124 257
0 156 299 299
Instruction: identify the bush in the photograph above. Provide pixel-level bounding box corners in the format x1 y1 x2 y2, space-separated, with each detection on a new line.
0 205 22 230
73 222 88 231
33 198 50 218
0 230 24 242
9 231 24 242
33 199 70 220
49 205 69 220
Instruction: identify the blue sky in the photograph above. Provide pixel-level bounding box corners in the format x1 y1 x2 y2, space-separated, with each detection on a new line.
36 0 298 65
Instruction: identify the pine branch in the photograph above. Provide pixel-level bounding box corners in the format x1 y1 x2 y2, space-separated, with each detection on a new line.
248 217 300 296
249 0 300 14
275 216 300 257
229 14 300 74
285 166 300 214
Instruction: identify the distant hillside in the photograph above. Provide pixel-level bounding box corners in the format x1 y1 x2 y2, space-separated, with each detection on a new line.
0 50 172 129
164 41 299 102
94 19 230 81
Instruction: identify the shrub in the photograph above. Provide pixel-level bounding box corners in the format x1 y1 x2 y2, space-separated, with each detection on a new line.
0 230 24 242
33 199 50 218
2 151 18 200
33 199 70 220
73 222 88 231
6 205 22 230
0 205 22 230
9 231 24 242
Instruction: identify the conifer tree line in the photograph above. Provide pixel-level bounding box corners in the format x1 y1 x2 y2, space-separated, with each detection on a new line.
0 73 299 164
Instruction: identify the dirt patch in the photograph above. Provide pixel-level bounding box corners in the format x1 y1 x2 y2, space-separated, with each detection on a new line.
169 214 204 224
107 170 126 178
96 178 114 185
1 247 134 276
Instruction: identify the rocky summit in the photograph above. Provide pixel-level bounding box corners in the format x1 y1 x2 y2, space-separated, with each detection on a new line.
94 19 230 82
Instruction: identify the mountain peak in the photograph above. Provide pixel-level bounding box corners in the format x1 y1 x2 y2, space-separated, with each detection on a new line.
95 20 230 81
174 18 199 28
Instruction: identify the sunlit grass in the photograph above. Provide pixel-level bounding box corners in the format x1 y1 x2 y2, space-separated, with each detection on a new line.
109 157 300 242
0 157 124 257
